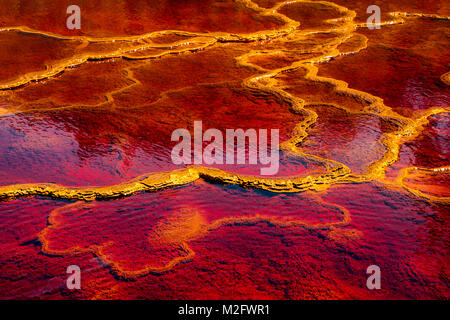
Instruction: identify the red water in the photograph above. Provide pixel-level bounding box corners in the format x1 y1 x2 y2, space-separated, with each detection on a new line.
0 0 448 299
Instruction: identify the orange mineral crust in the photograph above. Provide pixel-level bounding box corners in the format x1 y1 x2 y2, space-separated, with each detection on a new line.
0 0 449 299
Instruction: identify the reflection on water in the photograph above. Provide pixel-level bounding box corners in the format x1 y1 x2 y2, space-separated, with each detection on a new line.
0 0 448 299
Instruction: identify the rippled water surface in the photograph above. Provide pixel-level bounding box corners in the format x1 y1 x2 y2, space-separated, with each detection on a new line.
0 0 448 299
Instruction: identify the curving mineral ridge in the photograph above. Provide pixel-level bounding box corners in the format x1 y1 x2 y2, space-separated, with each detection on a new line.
0 0 448 299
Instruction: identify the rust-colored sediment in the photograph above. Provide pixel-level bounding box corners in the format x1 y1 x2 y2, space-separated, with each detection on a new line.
0 1 448 201
0 0 449 280
39 194 351 278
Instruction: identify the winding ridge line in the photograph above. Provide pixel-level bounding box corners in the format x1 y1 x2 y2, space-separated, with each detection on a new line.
0 0 448 203
38 194 351 278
